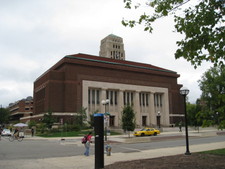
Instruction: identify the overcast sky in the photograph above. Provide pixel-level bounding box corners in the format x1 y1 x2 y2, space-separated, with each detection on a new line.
0 0 213 107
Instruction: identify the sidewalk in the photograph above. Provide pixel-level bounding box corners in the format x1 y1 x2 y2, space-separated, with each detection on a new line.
1 140 225 169
3 127 223 169
25 126 224 142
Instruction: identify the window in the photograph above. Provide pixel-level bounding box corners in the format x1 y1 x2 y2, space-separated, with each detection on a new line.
123 92 126 105
142 94 145 106
146 94 149 106
92 90 95 104
139 92 149 107
114 91 117 105
123 91 134 106
110 91 113 104
139 93 141 106
88 89 90 104
96 90 100 104
106 90 109 99
154 93 163 107
131 93 133 105
159 94 162 106
89 88 100 105
106 90 118 105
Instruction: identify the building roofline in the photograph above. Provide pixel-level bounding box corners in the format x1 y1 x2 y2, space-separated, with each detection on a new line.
65 53 177 74
35 53 180 83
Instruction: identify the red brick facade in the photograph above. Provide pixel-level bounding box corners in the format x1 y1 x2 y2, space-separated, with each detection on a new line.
8 96 33 122
32 53 184 126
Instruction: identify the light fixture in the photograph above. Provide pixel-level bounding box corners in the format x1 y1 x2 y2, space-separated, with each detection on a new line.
180 87 190 96
180 86 191 155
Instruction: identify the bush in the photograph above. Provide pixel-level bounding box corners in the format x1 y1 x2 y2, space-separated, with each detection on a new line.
28 120 37 129
62 124 81 132
36 123 47 134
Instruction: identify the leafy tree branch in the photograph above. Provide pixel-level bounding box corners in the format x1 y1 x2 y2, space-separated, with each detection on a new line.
122 0 225 68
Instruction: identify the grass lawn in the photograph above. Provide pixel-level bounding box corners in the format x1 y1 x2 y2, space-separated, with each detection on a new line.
36 130 91 137
201 148 225 156
36 130 120 137
105 148 225 169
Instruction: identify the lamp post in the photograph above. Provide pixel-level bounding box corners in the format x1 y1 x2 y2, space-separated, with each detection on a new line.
157 111 161 128
216 112 219 125
101 99 110 141
180 87 191 155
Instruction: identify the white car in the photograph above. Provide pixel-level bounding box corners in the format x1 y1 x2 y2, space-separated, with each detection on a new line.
1 129 12 136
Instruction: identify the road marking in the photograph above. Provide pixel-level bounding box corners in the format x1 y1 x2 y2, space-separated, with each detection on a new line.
59 141 84 147
120 147 141 151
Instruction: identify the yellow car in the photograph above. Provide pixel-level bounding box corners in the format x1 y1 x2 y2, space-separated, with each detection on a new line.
133 128 160 137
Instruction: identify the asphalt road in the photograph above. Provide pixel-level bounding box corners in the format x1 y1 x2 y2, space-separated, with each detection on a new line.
0 135 225 160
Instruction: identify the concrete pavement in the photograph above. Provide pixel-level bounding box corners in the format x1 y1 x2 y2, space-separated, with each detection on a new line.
1 127 225 169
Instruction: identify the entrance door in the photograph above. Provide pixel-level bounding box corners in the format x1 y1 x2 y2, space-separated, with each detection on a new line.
109 115 115 127
142 116 147 126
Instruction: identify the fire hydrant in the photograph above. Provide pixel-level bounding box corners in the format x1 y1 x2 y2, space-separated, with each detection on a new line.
105 144 112 156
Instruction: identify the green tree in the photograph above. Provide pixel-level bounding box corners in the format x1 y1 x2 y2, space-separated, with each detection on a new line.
28 120 37 129
198 65 225 129
121 105 136 137
42 111 55 129
122 0 225 68
74 107 88 128
88 110 99 128
0 107 9 124
186 100 202 129
186 103 197 126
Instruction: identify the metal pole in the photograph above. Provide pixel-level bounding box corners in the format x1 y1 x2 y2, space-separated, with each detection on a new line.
105 104 107 141
159 115 161 128
184 95 191 155
94 114 104 169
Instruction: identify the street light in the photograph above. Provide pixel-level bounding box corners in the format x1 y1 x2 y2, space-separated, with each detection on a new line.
180 87 191 155
101 99 110 141
157 111 161 128
216 112 219 125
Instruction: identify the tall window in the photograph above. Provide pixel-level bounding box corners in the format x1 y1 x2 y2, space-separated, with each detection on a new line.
88 88 100 105
110 91 113 104
106 90 118 105
96 90 100 104
114 91 117 105
92 90 95 104
88 89 90 104
154 93 163 107
123 91 134 105
139 92 149 107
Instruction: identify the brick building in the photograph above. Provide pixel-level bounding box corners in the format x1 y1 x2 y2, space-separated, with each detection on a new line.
8 96 33 123
30 52 184 127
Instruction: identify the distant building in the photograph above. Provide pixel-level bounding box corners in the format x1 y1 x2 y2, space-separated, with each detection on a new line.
99 34 125 60
8 96 33 123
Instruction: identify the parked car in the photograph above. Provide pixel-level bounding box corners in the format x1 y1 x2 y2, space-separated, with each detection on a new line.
1 129 12 136
133 128 160 137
